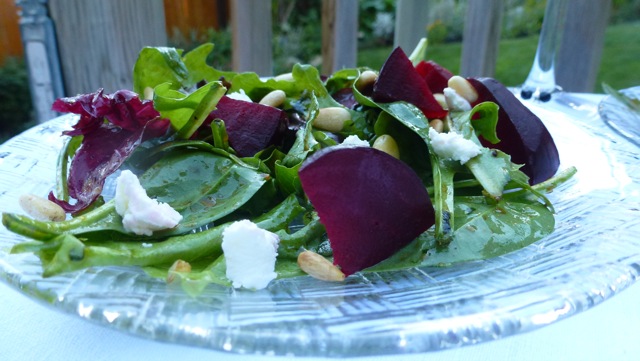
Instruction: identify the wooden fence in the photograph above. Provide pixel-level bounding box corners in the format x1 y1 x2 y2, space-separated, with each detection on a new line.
0 0 23 64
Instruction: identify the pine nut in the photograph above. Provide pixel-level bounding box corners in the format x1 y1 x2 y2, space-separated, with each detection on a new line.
143 86 154 100
19 194 66 222
297 250 345 282
429 118 444 133
166 259 192 283
274 72 294 81
447 75 478 103
314 107 351 133
355 70 378 92
372 134 400 159
259 90 286 107
433 93 448 110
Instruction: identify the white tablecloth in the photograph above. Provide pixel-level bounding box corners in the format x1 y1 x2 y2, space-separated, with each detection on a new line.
1 92 638 360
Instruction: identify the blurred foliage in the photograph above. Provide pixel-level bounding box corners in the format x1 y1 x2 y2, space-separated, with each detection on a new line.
272 0 323 74
0 58 34 143
358 0 396 47
611 0 640 22
167 25 233 70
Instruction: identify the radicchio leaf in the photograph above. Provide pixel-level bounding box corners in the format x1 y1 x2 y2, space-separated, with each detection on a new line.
49 89 170 213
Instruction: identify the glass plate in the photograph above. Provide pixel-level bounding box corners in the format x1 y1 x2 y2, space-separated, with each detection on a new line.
1 97 640 357
599 86 640 147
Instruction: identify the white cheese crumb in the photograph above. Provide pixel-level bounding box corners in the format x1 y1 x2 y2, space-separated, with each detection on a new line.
340 135 370 147
429 128 481 164
226 89 253 102
115 170 182 236
222 220 280 290
443 87 472 112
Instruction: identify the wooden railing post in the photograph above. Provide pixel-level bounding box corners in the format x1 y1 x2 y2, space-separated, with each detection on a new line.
230 0 272 76
48 0 167 96
556 0 611 92
321 0 358 74
393 0 430 53
16 0 65 123
460 0 503 77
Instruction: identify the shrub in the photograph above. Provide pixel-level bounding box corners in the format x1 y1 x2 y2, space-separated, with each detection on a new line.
0 58 34 142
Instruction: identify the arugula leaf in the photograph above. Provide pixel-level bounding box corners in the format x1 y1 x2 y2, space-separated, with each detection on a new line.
133 47 188 95
153 81 226 138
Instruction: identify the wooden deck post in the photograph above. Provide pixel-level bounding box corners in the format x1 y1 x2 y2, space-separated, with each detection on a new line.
230 0 273 76
16 0 65 123
48 0 167 96
393 0 430 53
460 0 503 77
556 0 611 92
321 0 358 74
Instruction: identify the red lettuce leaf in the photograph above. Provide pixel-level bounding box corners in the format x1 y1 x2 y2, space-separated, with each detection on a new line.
49 89 170 213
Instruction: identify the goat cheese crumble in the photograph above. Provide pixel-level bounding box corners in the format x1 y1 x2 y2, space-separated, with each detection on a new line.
221 220 280 290
443 87 472 112
115 170 182 236
429 128 481 164
340 135 370 147
226 89 253 102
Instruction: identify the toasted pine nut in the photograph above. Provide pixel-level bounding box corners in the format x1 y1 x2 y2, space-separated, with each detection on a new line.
355 70 378 91
19 194 66 222
429 118 444 133
433 93 448 110
297 250 345 282
314 107 351 133
274 72 294 81
259 90 286 107
166 259 192 283
447 75 478 103
372 134 400 159
143 86 154 100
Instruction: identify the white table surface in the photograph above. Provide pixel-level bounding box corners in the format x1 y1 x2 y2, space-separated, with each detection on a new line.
2 92 639 361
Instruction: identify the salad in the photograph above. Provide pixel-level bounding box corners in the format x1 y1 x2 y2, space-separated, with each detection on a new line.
2 40 575 293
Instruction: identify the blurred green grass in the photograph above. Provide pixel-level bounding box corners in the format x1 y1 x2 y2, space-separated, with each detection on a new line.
358 21 640 93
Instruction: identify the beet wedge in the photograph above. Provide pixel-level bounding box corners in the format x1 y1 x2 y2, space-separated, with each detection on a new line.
372 47 448 120
468 77 560 184
415 60 454 94
299 146 435 276
208 96 288 157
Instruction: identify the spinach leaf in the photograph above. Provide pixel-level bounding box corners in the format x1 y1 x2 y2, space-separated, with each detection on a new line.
422 197 555 266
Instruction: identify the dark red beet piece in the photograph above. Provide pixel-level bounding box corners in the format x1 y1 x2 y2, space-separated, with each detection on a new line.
372 47 448 120
208 96 288 157
468 77 560 184
332 88 358 109
299 146 435 276
415 60 454 94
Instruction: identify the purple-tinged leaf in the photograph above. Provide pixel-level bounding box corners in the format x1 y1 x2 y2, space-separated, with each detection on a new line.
49 89 170 213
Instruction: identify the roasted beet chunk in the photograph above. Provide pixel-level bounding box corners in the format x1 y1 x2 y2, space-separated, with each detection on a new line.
372 47 448 120
415 60 454 94
209 96 288 157
468 77 560 184
299 146 435 276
